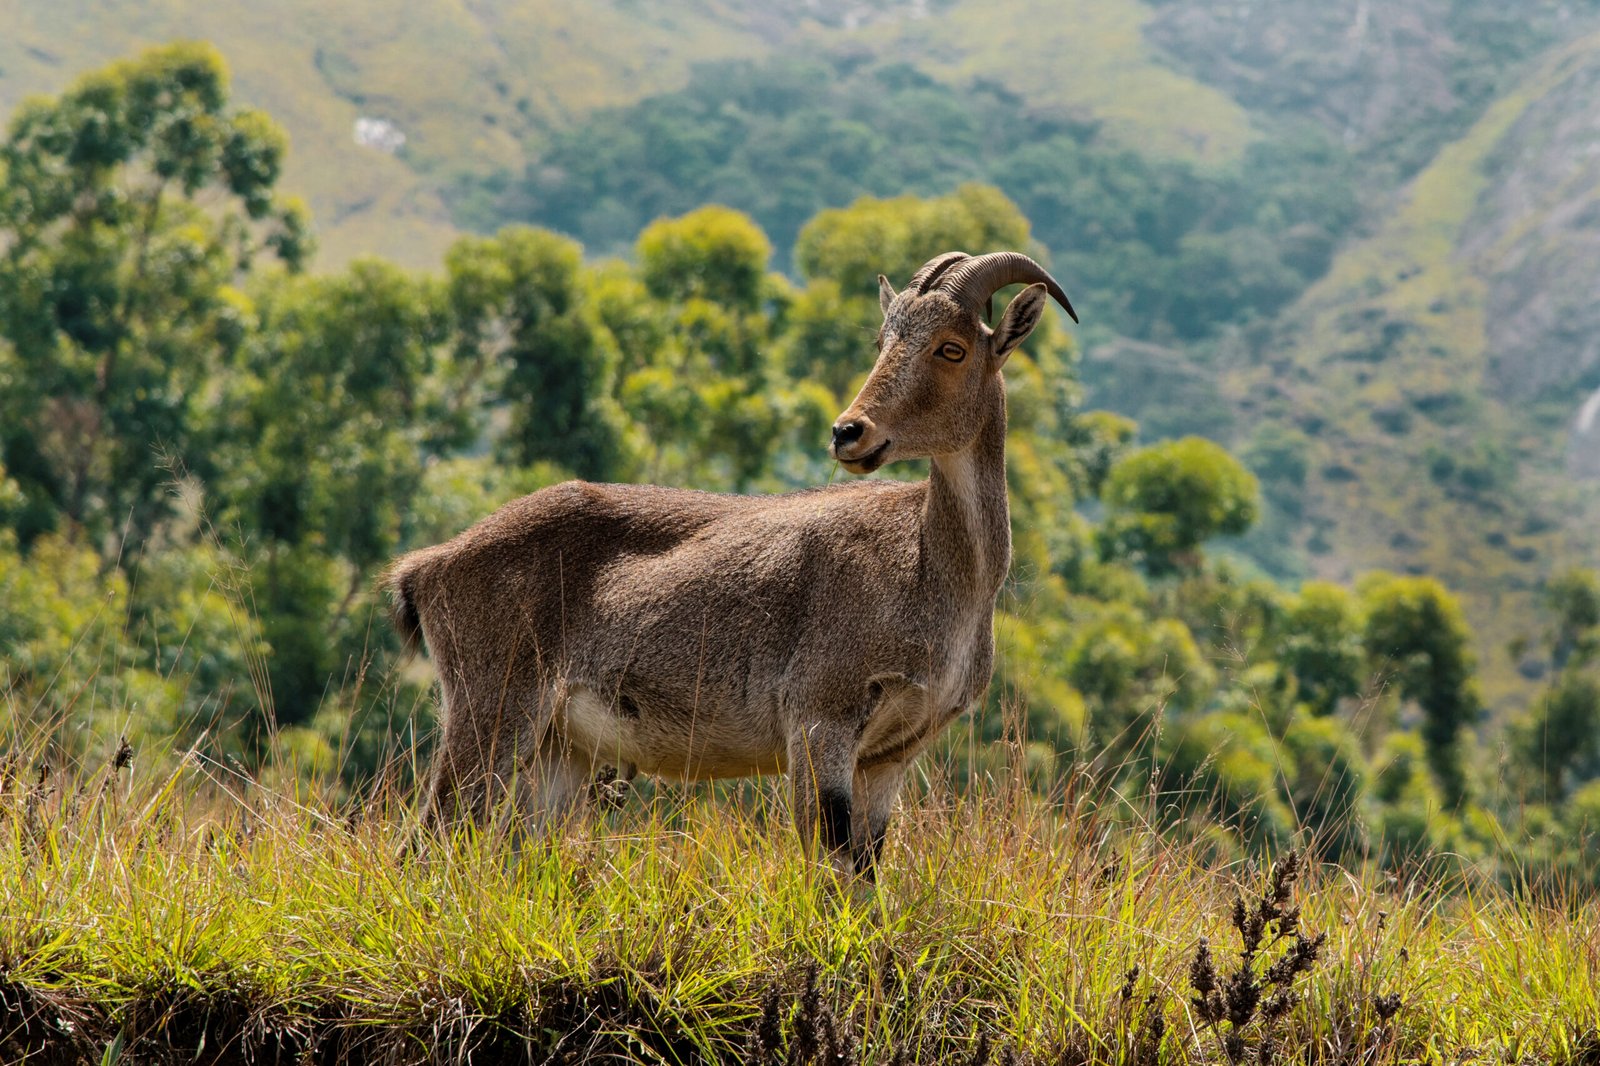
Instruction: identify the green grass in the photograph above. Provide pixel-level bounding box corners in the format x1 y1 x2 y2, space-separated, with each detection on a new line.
3 743 1599 1064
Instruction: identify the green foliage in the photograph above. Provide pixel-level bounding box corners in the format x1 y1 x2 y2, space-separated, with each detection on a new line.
0 42 307 556
795 183 1034 295
1281 714 1370 857
1066 607 1214 764
1543 568 1600 671
784 184 1046 404
0 528 266 758
1101 437 1260 574
496 57 1043 269
616 209 834 491
448 227 631 480
1423 436 1512 501
490 51 1358 343
1159 711 1293 847
1518 671 1600 802
1361 574 1479 809
6 44 1598 873
1276 581 1367 718
1507 573 1600 806
637 206 774 311
1242 424 1311 494
1062 410 1138 501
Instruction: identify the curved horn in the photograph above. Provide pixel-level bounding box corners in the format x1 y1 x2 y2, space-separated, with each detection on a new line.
939 251 1079 324
905 251 970 294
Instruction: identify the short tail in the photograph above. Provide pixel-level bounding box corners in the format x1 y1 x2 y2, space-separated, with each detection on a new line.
383 556 426 658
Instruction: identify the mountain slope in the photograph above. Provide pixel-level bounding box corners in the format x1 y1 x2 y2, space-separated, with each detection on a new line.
850 0 1256 164
0 0 1257 267
0 0 782 266
1219 33 1600 706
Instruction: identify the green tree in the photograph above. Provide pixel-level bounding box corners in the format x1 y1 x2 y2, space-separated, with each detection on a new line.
447 227 631 481
1158 712 1293 849
209 260 441 727
1543 569 1600 672
0 42 308 555
1276 581 1367 718
1519 671 1600 801
1280 714 1370 859
637 205 773 312
0 527 265 760
1063 411 1138 502
1101 437 1259 574
618 208 832 491
1511 571 1600 802
1066 608 1214 767
1370 732 1448 864
795 183 1032 296
1360 573 1479 809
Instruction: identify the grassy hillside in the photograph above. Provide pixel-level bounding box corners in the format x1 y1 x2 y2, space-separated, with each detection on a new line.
4 749 1599 1064
1143 0 1595 173
849 0 1256 165
0 0 1258 269
0 0 783 266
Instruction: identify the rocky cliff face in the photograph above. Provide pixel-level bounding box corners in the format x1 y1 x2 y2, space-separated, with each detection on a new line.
1147 0 1461 150
1464 44 1600 402
1145 0 1592 165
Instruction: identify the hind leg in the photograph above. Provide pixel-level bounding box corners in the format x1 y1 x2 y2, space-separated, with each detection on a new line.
520 736 594 836
423 673 599 844
788 721 863 876
422 669 549 833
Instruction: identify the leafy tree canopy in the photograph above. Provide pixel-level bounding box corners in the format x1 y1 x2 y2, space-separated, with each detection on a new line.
484 51 1359 344
0 41 309 556
1101 436 1260 574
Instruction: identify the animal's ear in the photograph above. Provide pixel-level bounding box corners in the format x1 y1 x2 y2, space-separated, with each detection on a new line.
990 283 1048 369
878 274 896 316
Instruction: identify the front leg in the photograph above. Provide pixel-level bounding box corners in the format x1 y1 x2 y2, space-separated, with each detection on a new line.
851 758 910 881
787 721 864 875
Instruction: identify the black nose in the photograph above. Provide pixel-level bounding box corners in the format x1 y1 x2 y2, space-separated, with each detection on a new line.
832 421 864 449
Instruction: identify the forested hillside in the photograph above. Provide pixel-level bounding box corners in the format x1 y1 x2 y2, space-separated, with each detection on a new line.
10 43 1600 892
12 0 1584 708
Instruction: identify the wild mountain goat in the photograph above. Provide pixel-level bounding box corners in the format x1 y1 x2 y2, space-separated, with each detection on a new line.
385 251 1078 875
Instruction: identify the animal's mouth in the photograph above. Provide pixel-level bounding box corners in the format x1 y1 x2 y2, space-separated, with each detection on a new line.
837 438 891 473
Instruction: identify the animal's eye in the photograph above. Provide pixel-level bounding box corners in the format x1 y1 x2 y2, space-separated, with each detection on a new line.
938 342 966 363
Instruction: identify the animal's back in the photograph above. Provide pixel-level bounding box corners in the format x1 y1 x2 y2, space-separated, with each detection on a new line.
389 477 925 678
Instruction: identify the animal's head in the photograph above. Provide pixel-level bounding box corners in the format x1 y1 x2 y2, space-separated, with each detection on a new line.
830 251 1078 473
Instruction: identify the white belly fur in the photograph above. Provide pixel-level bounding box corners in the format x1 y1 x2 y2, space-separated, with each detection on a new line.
556 686 782 781
556 642 978 780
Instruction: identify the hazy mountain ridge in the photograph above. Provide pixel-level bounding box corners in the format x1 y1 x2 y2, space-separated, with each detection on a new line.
0 0 798 265
0 0 1255 266
1468 42 1600 401
1143 0 1593 170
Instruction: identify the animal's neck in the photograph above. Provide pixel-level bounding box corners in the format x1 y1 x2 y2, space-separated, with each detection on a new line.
925 383 1011 596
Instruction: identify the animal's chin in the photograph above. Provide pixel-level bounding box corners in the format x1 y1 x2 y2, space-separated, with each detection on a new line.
836 439 891 474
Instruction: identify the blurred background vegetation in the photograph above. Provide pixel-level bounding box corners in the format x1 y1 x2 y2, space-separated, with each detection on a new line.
6 1 1600 890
